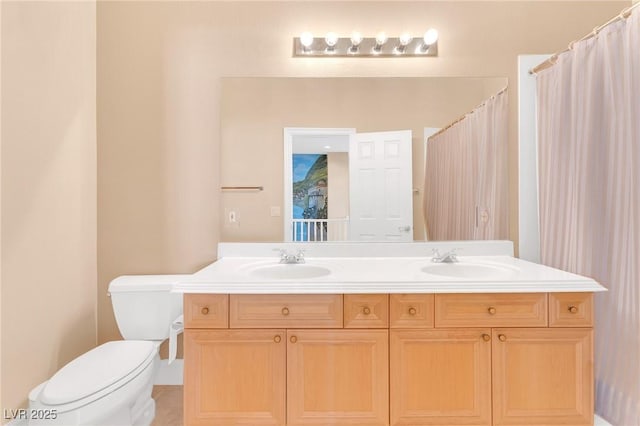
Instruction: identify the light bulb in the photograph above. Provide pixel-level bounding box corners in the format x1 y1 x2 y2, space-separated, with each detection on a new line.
399 33 413 46
325 32 338 47
423 28 438 46
350 31 363 47
375 32 388 46
300 32 314 48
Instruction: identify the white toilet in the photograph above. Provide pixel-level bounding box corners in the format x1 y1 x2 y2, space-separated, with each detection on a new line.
28 275 186 426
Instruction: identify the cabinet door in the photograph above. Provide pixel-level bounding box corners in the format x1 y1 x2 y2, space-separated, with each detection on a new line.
287 329 389 426
492 328 593 425
390 329 492 426
184 329 286 426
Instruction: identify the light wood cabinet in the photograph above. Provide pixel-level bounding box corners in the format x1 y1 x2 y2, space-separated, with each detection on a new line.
184 292 594 426
183 329 286 425
492 328 593 425
390 329 492 425
230 294 343 328
434 293 547 328
184 294 229 328
287 330 389 426
549 293 593 327
389 294 434 328
344 294 389 328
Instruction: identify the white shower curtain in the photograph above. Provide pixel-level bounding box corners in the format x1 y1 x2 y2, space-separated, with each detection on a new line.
536 7 640 425
423 89 508 241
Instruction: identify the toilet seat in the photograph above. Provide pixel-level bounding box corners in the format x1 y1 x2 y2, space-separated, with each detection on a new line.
35 341 156 412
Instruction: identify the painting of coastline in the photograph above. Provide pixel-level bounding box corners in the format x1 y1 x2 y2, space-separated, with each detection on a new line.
292 154 328 240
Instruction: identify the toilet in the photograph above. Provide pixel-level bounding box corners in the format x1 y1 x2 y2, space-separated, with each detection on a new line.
28 275 186 426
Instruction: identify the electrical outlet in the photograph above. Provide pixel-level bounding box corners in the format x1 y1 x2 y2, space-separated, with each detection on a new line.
224 208 240 228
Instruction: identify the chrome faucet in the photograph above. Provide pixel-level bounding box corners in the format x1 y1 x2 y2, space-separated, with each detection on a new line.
277 249 306 264
431 248 459 263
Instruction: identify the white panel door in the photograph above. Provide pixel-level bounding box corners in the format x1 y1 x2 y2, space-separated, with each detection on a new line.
349 130 413 241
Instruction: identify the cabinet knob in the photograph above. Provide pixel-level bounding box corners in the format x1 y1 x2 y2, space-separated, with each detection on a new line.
408 307 417 316
482 333 491 342
498 334 507 342
290 335 297 343
201 307 209 315
568 305 578 314
488 307 497 315
281 307 290 316
362 306 371 315
273 335 282 343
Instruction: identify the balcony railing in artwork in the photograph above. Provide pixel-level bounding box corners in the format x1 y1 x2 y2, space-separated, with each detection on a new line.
291 218 350 242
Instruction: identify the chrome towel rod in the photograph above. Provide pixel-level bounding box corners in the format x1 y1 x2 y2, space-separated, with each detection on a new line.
221 186 264 191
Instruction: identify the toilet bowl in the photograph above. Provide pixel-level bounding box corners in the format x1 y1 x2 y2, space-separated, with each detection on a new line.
28 275 187 425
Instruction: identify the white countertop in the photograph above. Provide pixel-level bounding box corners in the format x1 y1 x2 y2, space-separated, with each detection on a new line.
174 254 605 294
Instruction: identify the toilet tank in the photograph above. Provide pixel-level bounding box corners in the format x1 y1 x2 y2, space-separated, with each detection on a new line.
108 275 188 341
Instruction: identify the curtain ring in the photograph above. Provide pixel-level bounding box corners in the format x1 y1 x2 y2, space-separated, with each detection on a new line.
620 7 632 19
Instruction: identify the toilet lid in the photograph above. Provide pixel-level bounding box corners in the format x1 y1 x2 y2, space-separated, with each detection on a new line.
40 340 156 405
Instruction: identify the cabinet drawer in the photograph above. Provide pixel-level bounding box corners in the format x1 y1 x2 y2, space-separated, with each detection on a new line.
230 294 343 328
344 294 389 328
549 293 593 327
435 293 547 327
184 294 229 329
390 294 434 328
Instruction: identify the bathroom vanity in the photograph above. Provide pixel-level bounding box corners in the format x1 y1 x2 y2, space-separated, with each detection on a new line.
175 242 605 426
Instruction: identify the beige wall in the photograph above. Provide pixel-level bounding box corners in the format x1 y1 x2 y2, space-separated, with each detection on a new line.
97 1 626 344
220 77 506 241
327 152 349 220
1 1 96 413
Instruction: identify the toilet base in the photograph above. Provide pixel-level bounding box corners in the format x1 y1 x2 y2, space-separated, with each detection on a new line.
131 394 155 426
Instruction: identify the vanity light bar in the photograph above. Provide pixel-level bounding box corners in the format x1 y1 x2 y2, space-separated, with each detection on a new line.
293 30 438 57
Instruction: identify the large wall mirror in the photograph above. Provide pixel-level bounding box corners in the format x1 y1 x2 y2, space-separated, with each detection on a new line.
220 77 508 242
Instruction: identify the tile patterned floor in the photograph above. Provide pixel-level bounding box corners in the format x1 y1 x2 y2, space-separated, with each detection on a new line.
151 386 183 426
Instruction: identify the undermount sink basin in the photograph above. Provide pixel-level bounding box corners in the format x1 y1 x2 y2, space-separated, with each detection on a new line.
420 262 519 280
247 264 332 280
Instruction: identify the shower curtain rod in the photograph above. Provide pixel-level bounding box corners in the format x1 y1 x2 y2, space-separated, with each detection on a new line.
427 86 507 141
530 2 639 75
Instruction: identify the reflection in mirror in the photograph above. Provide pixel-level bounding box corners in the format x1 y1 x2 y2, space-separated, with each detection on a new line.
286 129 353 243
220 77 508 242
284 128 414 243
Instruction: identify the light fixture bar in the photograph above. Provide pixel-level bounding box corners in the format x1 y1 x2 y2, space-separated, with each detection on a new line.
293 35 438 57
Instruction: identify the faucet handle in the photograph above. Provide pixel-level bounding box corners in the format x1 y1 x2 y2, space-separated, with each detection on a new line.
295 249 306 263
273 248 289 260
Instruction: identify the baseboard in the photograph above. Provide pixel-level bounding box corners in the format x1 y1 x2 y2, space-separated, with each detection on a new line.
154 358 183 385
594 414 613 426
